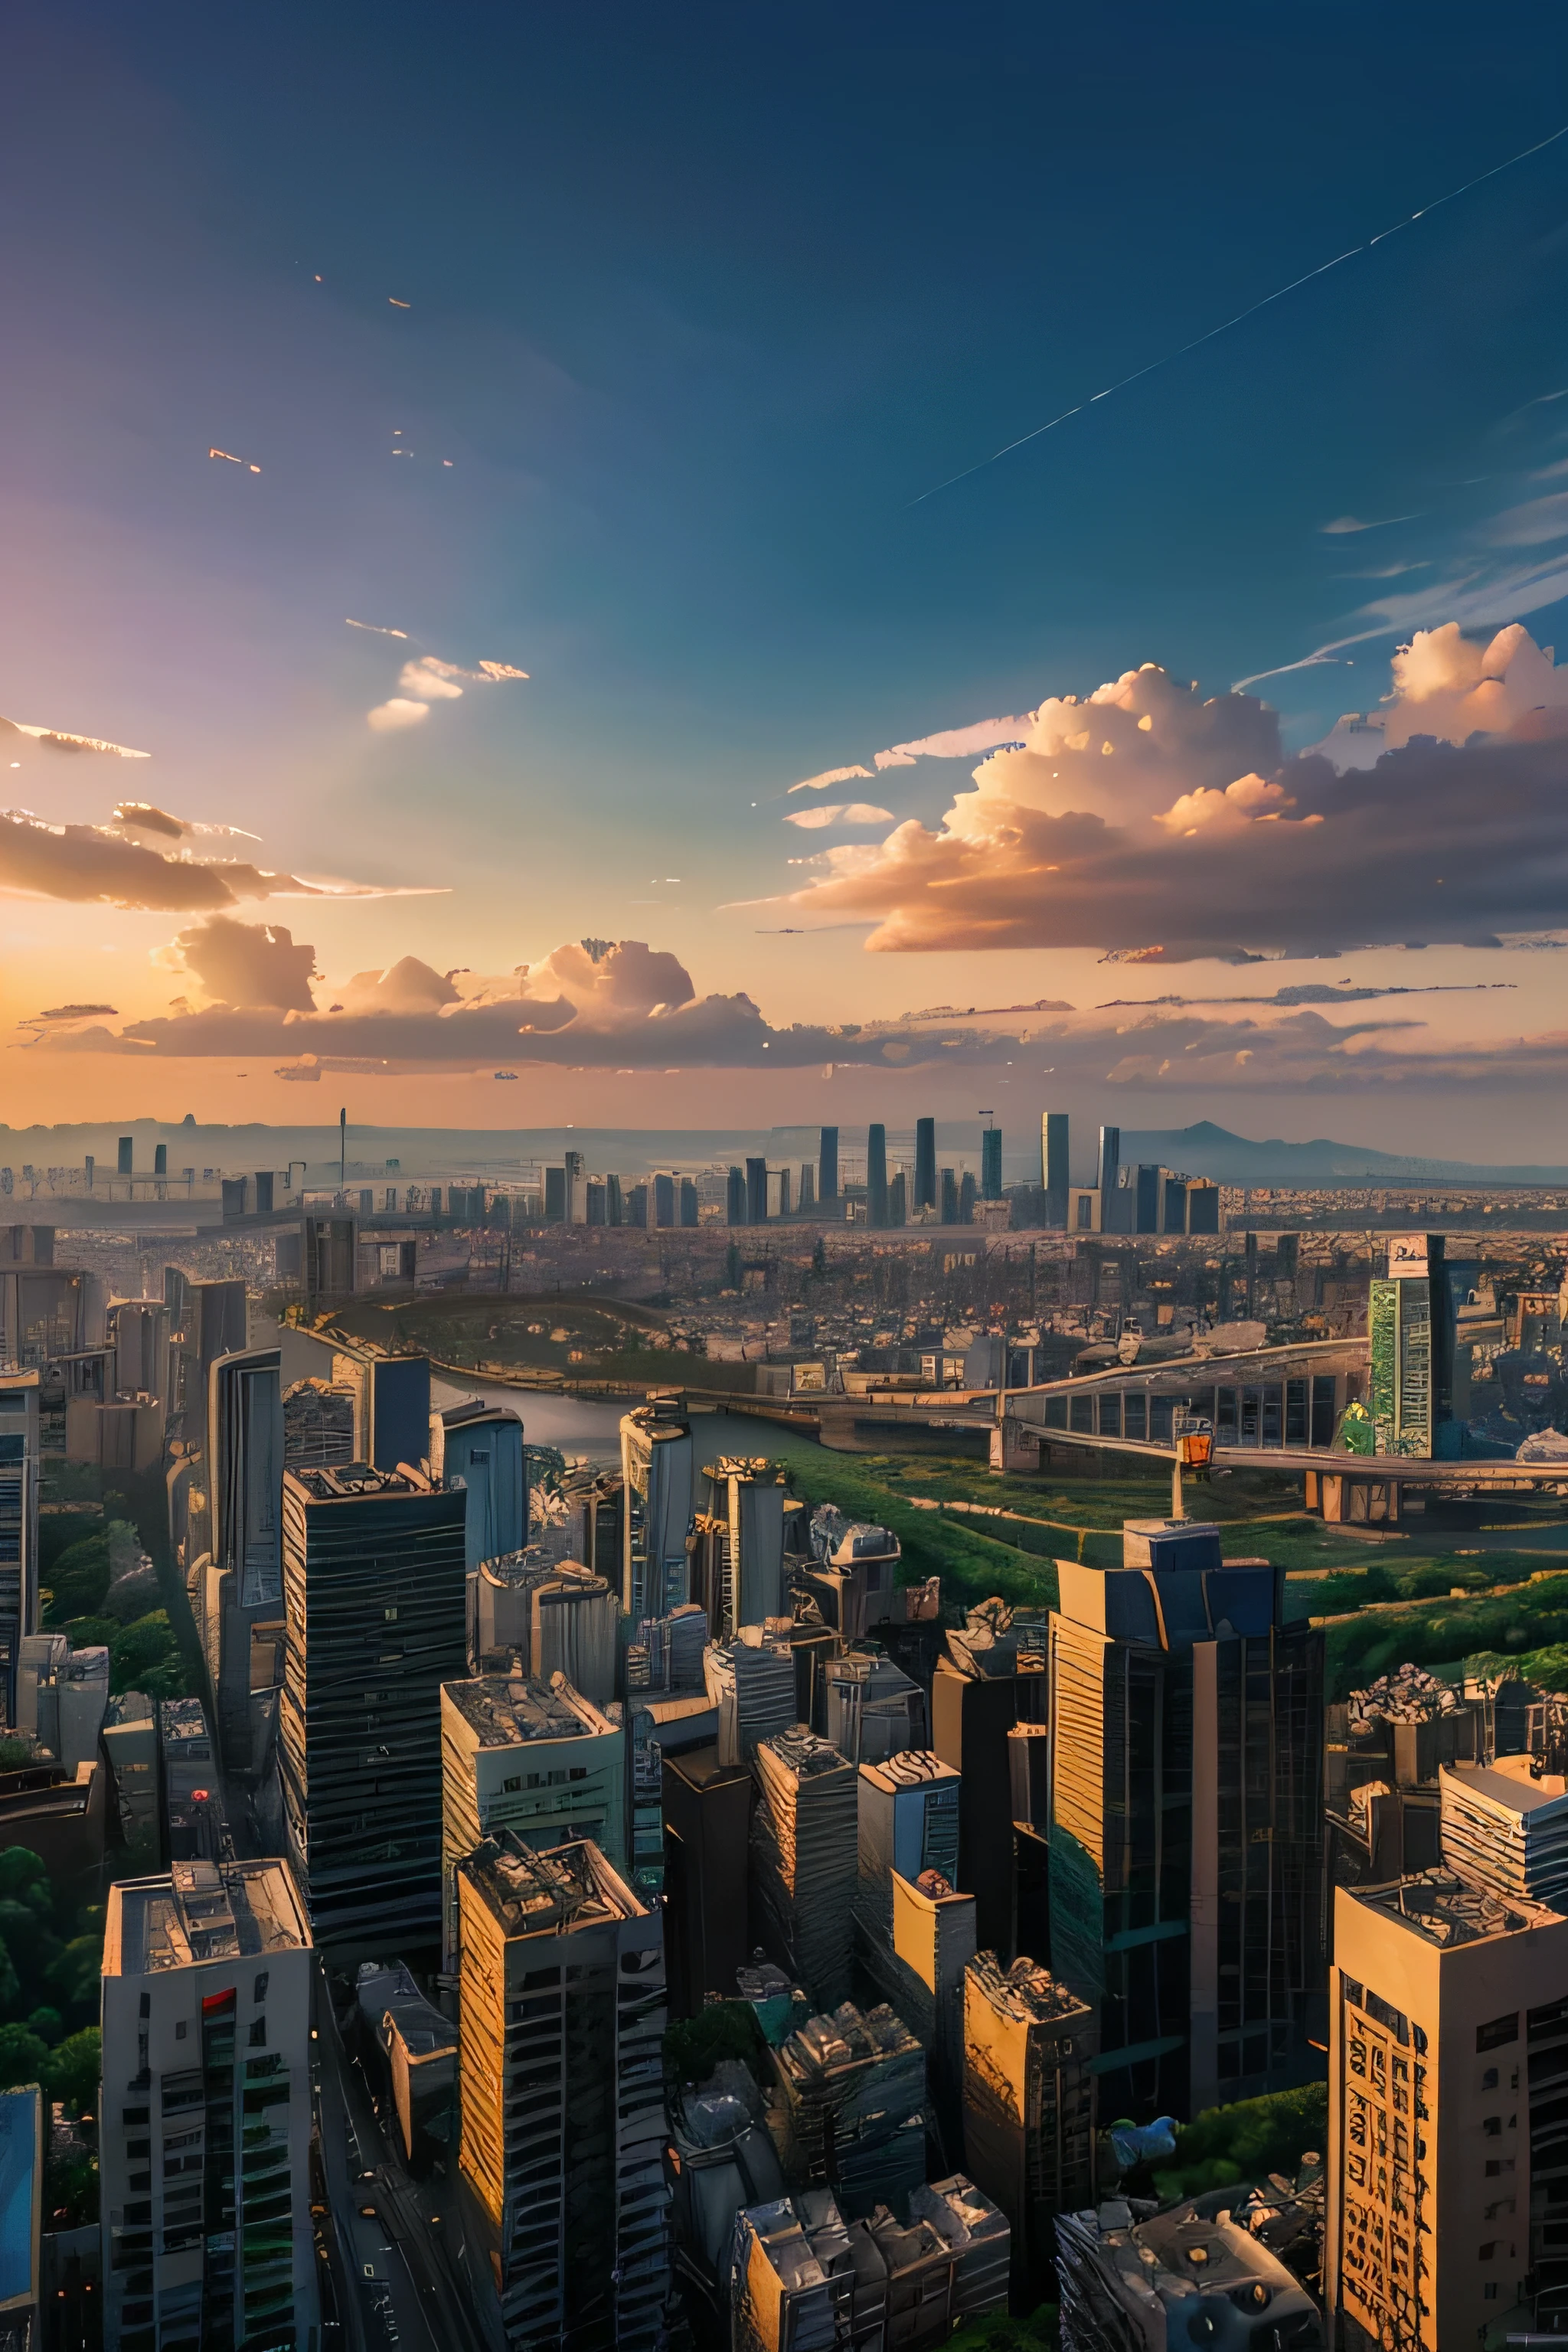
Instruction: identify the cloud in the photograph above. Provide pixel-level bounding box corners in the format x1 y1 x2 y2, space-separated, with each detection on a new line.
1488 491 1568 547
364 649 528 731
783 802 896 831
0 714 149 758
367 697 431 732
1307 621 1568 769
874 716 1031 769
167 917 318 1011
774 629 1568 960
1320 514 1422 534
789 765 876 793
0 801 441 910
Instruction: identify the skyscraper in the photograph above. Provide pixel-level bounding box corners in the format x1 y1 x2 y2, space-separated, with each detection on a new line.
0 1373 40 1727
1040 1112 1069 1221
887 1170 906 1227
981 1125 1002 1201
457 1835 670 2350
751 1726 859 2009
429 1398 527 1570
746 1157 769 1225
703 1456 787 1632
726 1165 746 1224
962 1952 1096 2308
867 1124 888 1227
99 1857 318 2352
940 1168 959 1224
279 1463 467 1950
564 1147 585 1223
914 1117 937 1211
1047 1520 1324 2121
653 1171 675 1227
818 1125 839 1203
680 1176 699 1227
619 1400 694 1622
205 1346 284 1770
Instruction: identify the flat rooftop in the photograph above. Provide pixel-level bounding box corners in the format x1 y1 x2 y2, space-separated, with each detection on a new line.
286 1464 431 1501
461 1834 642 1938
860 1750 959 1795
1442 1760 1568 1820
108 1859 310 1975
1356 1869 1550 1948
968 1952 1093 2027
444 1673 616 1748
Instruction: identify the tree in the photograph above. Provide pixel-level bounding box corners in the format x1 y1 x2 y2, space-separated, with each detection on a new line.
48 2029 100 2118
0 2024 50 2089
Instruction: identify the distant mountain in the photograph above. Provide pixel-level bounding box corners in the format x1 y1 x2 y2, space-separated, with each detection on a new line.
1113 1121 1568 1188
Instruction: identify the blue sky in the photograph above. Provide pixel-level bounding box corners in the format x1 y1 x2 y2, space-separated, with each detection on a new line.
5 1 1568 1148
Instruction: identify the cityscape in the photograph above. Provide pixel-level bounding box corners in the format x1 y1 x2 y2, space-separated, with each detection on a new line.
7 6 1568 2349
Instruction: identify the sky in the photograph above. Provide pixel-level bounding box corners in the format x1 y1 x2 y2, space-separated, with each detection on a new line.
5 0 1568 1155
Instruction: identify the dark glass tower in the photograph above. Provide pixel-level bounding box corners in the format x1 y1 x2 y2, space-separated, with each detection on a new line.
914 1116 936 1211
981 1126 1002 1200
818 1125 839 1202
867 1125 889 1227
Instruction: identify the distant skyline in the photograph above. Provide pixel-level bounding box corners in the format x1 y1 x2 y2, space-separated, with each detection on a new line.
5 3 1568 1153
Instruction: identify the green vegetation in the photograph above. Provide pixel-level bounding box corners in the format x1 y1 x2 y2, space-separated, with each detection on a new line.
946 2311 1059 2351
1150 2082 1327 2204
38 1468 199 1704
331 1289 709 1387
1319 1569 1568 1699
662 2000 767 2092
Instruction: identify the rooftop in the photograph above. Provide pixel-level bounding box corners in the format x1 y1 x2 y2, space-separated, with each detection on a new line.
1442 1759 1568 1820
859 1750 960 1796
109 1859 310 1976
443 1671 616 1748
460 1833 644 1938
1356 1868 1553 1948
285 1463 432 1501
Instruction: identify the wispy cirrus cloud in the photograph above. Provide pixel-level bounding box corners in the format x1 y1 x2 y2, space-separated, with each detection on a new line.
364 643 528 732
783 802 895 831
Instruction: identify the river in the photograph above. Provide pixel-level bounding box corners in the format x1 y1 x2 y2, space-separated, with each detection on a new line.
428 1372 795 1469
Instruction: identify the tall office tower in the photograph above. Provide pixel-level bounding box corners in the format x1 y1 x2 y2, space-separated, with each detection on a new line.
1161 1174 1187 1233
818 1125 839 1204
766 1168 793 1220
1327 1874 1568 2347
302 1211 358 1304
99 1857 318 2352
456 1835 670 2352
279 1464 466 1950
959 1170 977 1224
887 1171 906 1227
662 1743 753 2018
430 1399 526 1568
109 1297 169 1405
726 1166 747 1224
653 1171 676 1228
798 1164 815 1213
171 1277 248 1449
933 1610 1047 1955
704 1629 799 1766
1008 1722 1052 1958
606 1171 623 1225
962 1952 1096 2308
914 1118 937 1211
564 1147 585 1223
939 1168 959 1225
530 1564 618 1704
737 1158 763 1226
626 1696 665 1900
0 1374 39 1726
544 1165 566 1222
620 1399 694 1623
825 1651 922 1766
867 1125 889 1228
1133 1161 1161 1232
627 1181 650 1227
205 1346 283 1770
704 1457 787 1633
584 1178 606 1226
981 1125 1002 1201
680 1176 699 1227
1441 1755 1568 1914
1040 1112 1069 1222
1368 1232 1468 1458
439 1672 625 1958
1096 1123 1119 1197
1185 1178 1220 1234
769 2001 928 2220
855 1753 962 1953
1047 1520 1323 2122
752 1727 859 2009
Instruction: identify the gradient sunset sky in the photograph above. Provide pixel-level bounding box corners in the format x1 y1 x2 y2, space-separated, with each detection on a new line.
5 2 1568 1152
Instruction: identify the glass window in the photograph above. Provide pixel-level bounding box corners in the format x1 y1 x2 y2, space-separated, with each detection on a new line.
1285 1380 1308 1444
1124 1393 1146 1441
1262 1384 1283 1446
1099 1394 1121 1438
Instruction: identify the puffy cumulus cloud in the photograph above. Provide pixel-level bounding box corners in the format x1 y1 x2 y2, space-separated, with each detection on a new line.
336 957 461 1013
1309 623 1568 769
366 697 431 732
778 631 1568 960
166 917 318 1011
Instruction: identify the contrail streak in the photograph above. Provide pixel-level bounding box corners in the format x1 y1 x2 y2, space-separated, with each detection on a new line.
908 119 1568 508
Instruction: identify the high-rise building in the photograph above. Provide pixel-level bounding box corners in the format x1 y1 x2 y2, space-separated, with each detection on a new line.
0 1373 40 1726
1060 2191 1321 2351
933 1611 1047 1956
564 1148 585 1224
768 2001 929 2221
585 1177 606 1226
205 1346 283 1769
1096 1124 1119 1197
959 1170 977 1223
704 1628 798 1766
279 1464 467 1951
109 1297 169 1405
962 1952 1096 2308
1440 1755 1568 1914
746 1157 769 1224
429 1399 527 1569
1368 1233 1468 1458
1327 1872 1568 2347
702 1457 787 1635
855 1753 962 1958
1047 1520 1323 2121
662 1743 753 2018
1133 1162 1161 1233
680 1176 699 1227
627 1181 649 1227
818 1125 839 1204
456 1834 669 2350
825 1651 922 1766
887 1171 906 1227
653 1171 676 1228
752 1727 859 2010
981 1125 1002 1201
727 1166 747 1224
940 1168 959 1225
914 1118 936 1212
798 1164 816 1213
606 1172 623 1226
620 1399 694 1622
99 1857 318 2352
544 1165 566 1222
867 1125 888 1228
766 1167 792 1219
1040 1112 1069 1217
439 1671 625 1958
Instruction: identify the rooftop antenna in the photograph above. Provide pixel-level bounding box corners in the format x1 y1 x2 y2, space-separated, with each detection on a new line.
339 1106 346 1190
